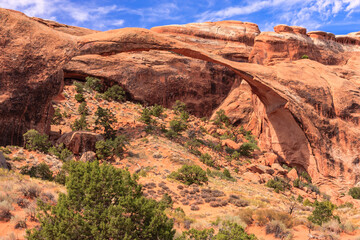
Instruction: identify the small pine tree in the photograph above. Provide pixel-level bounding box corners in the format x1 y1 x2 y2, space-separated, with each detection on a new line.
74 93 85 102
85 76 104 92
308 201 337 225
95 107 117 139
150 104 164 117
23 129 51 153
102 85 126 102
173 100 187 114
26 161 175 239
169 165 208 185
71 115 88 131
78 102 89 116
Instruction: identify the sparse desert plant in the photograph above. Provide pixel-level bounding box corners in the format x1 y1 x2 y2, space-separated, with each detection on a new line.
78 102 89 116
85 76 104 92
214 220 257 240
151 104 164 117
26 161 175 239
51 108 63 125
102 85 126 102
308 201 337 225
200 153 215 167
74 81 84 93
0 200 13 221
238 142 258 157
139 107 153 125
170 119 188 133
74 93 85 102
20 163 53 181
213 109 230 127
23 129 51 153
71 114 88 131
12 215 27 229
95 135 128 160
238 208 254 225
176 228 215 240
95 107 117 139
349 187 360 199
340 220 358 233
19 183 42 199
301 54 309 59
173 100 187 114
169 165 208 186
266 220 292 239
266 177 291 193
48 143 72 161
322 219 341 234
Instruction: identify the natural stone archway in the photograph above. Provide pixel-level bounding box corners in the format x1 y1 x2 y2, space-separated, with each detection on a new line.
1 9 360 188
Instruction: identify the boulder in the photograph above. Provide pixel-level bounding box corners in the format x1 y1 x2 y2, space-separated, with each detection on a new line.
57 131 104 155
272 163 288 175
0 152 11 170
243 172 261 184
221 139 241 150
287 168 299 181
260 152 279 167
80 151 97 162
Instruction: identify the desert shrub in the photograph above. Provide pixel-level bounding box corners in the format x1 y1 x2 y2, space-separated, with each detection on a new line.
169 165 208 185
0 201 13 221
349 187 360 199
297 195 304 203
48 144 72 161
165 130 178 139
75 93 85 102
340 220 358 233
301 54 309 59
213 109 230 127
74 81 84 93
214 221 257 240
139 108 153 125
20 163 54 181
238 142 259 157
13 216 27 229
177 221 256 240
20 184 41 199
266 220 291 239
26 161 175 239
176 228 215 240
300 171 312 183
0 146 11 154
207 169 235 182
238 208 254 225
266 177 291 193
95 107 117 139
95 135 128 160
255 209 293 228
54 169 67 185
180 111 190 122
223 168 232 179
51 108 63 125
173 100 187 114
71 114 88 131
150 104 164 117
78 102 89 116
170 119 187 133
200 153 215 167
85 76 103 92
102 85 125 102
293 178 303 188
23 129 51 153
322 219 341 234
308 201 337 225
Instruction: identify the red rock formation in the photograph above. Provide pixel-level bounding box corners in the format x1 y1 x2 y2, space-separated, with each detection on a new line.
1 8 360 192
151 21 260 62
64 50 242 117
0 8 78 146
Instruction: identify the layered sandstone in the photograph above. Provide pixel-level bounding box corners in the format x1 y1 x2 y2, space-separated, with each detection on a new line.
1 8 360 191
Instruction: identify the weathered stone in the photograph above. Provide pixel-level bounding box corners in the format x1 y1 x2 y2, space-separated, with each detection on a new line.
80 151 96 162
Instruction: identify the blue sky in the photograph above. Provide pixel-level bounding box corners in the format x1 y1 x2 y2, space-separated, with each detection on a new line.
1 0 359 35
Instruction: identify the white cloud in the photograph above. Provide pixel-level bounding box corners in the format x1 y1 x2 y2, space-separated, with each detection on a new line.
111 19 125 26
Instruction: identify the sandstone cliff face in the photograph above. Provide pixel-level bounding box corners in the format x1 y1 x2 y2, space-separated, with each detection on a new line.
0 9 78 146
1 8 360 189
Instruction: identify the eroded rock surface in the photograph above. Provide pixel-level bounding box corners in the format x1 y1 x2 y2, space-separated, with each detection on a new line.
1 8 360 190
